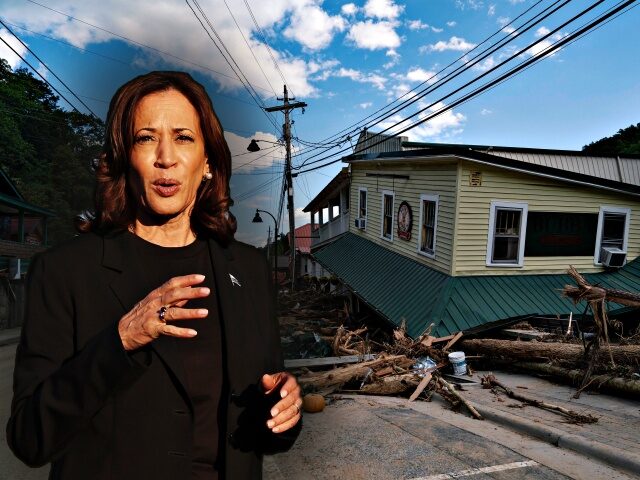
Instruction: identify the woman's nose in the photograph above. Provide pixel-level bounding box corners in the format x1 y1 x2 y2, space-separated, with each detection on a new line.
154 137 177 168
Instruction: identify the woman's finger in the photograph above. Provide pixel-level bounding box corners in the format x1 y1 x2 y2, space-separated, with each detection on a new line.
158 286 210 308
278 374 299 398
157 323 198 339
149 274 206 298
268 396 302 430
269 411 301 434
162 306 208 322
269 384 301 417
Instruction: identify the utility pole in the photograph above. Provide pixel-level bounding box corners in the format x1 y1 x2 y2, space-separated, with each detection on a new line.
265 85 307 291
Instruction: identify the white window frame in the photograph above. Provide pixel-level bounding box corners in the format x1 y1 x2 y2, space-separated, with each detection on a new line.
486 201 528 267
380 190 395 242
594 206 631 266
417 194 439 259
357 187 368 226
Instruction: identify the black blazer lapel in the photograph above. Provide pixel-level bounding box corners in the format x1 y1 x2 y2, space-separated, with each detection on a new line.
102 233 191 404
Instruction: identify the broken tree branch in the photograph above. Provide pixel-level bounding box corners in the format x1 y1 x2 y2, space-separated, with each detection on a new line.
437 375 484 420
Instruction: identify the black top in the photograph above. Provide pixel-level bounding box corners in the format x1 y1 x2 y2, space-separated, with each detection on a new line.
129 233 222 480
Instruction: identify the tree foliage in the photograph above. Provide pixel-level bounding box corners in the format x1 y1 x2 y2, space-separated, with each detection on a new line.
582 123 640 156
0 58 104 244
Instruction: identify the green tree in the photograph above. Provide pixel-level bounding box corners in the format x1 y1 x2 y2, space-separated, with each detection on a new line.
0 58 104 243
583 123 640 155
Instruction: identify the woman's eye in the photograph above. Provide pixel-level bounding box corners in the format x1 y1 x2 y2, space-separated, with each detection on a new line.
135 135 154 144
177 134 195 143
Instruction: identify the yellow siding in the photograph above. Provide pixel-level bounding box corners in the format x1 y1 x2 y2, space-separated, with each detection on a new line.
350 162 457 274
455 161 640 275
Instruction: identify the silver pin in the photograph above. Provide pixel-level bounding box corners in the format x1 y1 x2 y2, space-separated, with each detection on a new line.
229 273 241 287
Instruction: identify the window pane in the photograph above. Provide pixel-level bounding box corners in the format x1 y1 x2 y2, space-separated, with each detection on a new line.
602 213 625 248
359 191 366 217
492 207 522 263
493 237 520 262
421 200 436 254
383 194 392 237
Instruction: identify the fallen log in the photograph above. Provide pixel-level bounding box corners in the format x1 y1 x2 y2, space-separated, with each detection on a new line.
298 354 414 394
359 374 420 395
512 362 640 399
460 339 640 366
482 374 598 424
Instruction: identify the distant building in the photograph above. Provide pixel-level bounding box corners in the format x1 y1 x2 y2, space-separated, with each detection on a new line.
286 223 328 280
312 130 640 338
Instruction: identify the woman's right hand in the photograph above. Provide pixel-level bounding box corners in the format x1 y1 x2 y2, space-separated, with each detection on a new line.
118 274 210 351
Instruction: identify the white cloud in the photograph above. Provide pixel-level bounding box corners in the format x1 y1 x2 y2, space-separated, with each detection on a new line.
447 21 457 27
363 0 404 20
408 19 429 30
360 102 373 109
471 55 496 72
377 100 465 141
406 67 438 84
508 0 525 3
535 26 551 38
455 0 484 10
347 20 402 50
335 67 387 90
497 17 510 27
227 131 285 173
480 108 492 115
383 48 401 69
0 0 329 98
284 4 346 51
341 3 358 15
527 30 568 58
488 4 496 16
421 36 477 53
0 28 28 69
431 26 443 33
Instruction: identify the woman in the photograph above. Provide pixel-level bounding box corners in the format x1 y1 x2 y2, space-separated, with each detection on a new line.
7 71 301 479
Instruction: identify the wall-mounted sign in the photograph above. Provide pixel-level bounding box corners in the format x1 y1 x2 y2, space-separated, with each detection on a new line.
397 201 413 240
469 171 482 186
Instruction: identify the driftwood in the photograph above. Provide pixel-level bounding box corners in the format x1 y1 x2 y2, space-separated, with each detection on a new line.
359 374 420 395
298 354 414 394
460 339 640 365
437 376 484 420
482 374 598 424
513 362 640 399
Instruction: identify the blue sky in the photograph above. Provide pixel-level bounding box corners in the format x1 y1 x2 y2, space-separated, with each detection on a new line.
1 0 639 246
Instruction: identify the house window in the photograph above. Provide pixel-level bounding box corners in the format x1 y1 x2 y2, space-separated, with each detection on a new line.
381 190 394 241
594 206 631 264
358 188 367 219
487 201 528 267
418 194 438 258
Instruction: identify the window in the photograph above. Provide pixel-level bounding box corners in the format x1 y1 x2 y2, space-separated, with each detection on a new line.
418 194 438 258
381 190 394 241
594 206 631 264
358 187 367 219
487 201 528 267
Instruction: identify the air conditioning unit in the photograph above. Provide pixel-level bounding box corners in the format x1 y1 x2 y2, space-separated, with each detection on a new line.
601 247 626 268
354 217 366 229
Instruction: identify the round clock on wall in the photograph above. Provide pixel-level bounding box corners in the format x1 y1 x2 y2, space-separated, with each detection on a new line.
397 201 412 240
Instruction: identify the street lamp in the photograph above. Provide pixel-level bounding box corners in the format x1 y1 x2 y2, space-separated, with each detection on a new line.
246 138 283 152
252 209 279 301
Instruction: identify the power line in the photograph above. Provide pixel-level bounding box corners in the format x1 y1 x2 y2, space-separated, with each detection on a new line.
220 0 277 96
294 0 635 175
22 0 275 96
186 0 280 132
294 0 567 168
242 0 290 93
0 19 99 118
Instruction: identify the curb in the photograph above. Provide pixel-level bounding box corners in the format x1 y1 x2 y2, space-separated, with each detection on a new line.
477 402 640 476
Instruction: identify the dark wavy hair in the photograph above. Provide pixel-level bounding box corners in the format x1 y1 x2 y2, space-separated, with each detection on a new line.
77 71 237 245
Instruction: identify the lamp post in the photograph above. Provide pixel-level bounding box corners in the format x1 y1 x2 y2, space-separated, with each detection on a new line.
252 209 278 303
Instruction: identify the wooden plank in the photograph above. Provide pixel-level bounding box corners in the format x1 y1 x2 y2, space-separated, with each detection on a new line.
443 332 463 351
284 354 376 368
408 372 432 402
502 329 551 340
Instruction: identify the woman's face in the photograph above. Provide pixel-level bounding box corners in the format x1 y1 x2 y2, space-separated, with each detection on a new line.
129 88 210 220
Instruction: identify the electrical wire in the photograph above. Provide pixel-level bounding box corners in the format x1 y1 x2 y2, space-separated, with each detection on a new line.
294 0 635 175
22 0 274 96
294 0 610 172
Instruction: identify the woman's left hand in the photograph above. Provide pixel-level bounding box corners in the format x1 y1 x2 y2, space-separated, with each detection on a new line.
261 372 302 433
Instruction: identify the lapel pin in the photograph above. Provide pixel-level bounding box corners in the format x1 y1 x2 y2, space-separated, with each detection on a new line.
229 273 241 287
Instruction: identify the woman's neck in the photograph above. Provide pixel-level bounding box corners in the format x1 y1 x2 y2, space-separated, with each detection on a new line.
131 214 196 247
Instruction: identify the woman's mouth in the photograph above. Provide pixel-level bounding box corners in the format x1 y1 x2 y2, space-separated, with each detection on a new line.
152 178 181 197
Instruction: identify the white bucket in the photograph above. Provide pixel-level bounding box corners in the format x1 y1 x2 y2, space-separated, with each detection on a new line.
448 351 467 376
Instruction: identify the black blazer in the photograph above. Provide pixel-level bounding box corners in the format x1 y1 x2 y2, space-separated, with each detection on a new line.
7 231 300 479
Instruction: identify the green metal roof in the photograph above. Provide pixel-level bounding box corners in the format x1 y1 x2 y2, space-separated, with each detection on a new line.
314 233 640 338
